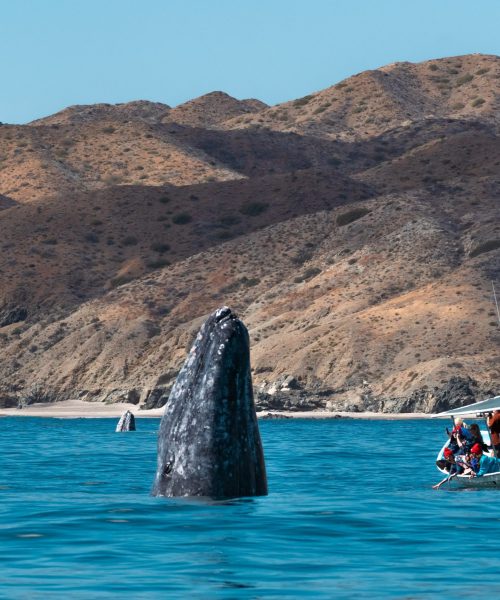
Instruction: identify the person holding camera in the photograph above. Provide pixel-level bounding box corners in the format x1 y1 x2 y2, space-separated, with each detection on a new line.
487 410 500 457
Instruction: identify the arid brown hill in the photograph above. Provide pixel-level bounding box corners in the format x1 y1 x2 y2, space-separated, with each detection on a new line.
162 91 267 128
224 54 500 140
0 53 499 413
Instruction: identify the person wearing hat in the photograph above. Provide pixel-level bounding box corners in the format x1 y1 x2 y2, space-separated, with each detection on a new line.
433 447 467 489
469 443 500 478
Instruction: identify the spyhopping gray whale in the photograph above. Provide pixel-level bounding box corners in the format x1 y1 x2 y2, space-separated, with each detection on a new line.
116 410 136 432
152 306 267 499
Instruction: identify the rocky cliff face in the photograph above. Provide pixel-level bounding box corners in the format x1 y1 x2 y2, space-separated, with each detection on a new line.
0 54 499 413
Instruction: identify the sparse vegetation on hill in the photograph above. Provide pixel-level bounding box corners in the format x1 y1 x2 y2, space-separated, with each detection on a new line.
0 53 499 412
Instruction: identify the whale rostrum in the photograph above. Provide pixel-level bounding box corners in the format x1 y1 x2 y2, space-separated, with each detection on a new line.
152 306 268 499
115 410 136 432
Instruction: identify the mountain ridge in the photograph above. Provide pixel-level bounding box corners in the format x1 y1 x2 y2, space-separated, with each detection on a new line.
0 53 499 413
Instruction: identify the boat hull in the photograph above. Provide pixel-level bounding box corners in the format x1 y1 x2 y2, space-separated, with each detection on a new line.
446 472 500 488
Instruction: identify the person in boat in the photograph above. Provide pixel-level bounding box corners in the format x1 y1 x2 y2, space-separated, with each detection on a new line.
469 443 500 478
433 448 472 489
467 423 489 453
487 410 500 456
447 417 473 454
439 448 471 475
439 448 461 473
434 450 459 489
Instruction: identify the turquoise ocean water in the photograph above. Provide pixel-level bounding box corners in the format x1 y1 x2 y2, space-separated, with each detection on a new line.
1 417 500 599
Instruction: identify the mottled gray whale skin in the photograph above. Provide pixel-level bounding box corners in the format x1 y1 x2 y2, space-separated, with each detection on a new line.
152 306 267 499
116 410 136 432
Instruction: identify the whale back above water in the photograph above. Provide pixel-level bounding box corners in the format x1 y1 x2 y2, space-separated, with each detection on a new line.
116 410 136 432
152 306 267 499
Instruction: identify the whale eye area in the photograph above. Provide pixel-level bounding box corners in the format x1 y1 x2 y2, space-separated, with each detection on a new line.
162 461 174 477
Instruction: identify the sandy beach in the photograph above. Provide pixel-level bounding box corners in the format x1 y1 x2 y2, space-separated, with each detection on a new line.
0 399 433 420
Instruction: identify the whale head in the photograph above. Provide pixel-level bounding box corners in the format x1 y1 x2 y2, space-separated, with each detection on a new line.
152 307 267 499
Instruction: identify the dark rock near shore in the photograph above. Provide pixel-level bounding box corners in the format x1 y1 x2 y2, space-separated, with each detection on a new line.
103 388 140 404
256 390 327 412
368 376 493 413
259 412 292 419
140 386 171 410
20 385 59 406
0 394 19 409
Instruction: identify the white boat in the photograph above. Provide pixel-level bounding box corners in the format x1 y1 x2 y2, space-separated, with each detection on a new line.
433 395 500 489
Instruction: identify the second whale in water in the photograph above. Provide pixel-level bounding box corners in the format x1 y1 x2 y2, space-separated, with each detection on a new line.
152 306 267 499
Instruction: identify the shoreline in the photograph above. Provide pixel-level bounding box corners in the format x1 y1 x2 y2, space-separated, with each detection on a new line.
0 399 433 420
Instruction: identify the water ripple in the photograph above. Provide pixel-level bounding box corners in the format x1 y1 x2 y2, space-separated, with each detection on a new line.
1 417 500 598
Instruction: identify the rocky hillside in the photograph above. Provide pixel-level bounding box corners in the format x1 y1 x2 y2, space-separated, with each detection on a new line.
162 92 267 128
0 53 499 413
224 54 500 140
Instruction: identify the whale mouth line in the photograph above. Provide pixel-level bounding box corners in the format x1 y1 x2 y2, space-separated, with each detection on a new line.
214 306 233 323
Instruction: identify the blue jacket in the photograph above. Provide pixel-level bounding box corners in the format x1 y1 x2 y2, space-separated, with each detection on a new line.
477 455 500 477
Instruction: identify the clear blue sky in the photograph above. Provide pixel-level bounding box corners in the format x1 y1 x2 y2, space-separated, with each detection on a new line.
1 0 499 123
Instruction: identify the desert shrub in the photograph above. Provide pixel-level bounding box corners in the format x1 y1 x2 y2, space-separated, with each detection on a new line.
452 102 465 110
147 258 170 269
122 235 138 246
102 126 116 134
41 238 58 245
336 207 370 226
291 249 313 266
219 276 259 294
215 231 234 240
84 232 99 244
110 275 133 288
239 201 268 217
471 98 485 107
242 277 259 287
150 242 170 253
456 73 473 86
293 94 314 107
158 196 170 204
172 213 192 224
218 215 241 226
469 239 500 258
429 64 438 71
302 267 321 279
104 174 122 185
476 68 490 75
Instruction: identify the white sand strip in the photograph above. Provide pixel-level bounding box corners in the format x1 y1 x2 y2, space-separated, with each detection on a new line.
0 399 431 419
